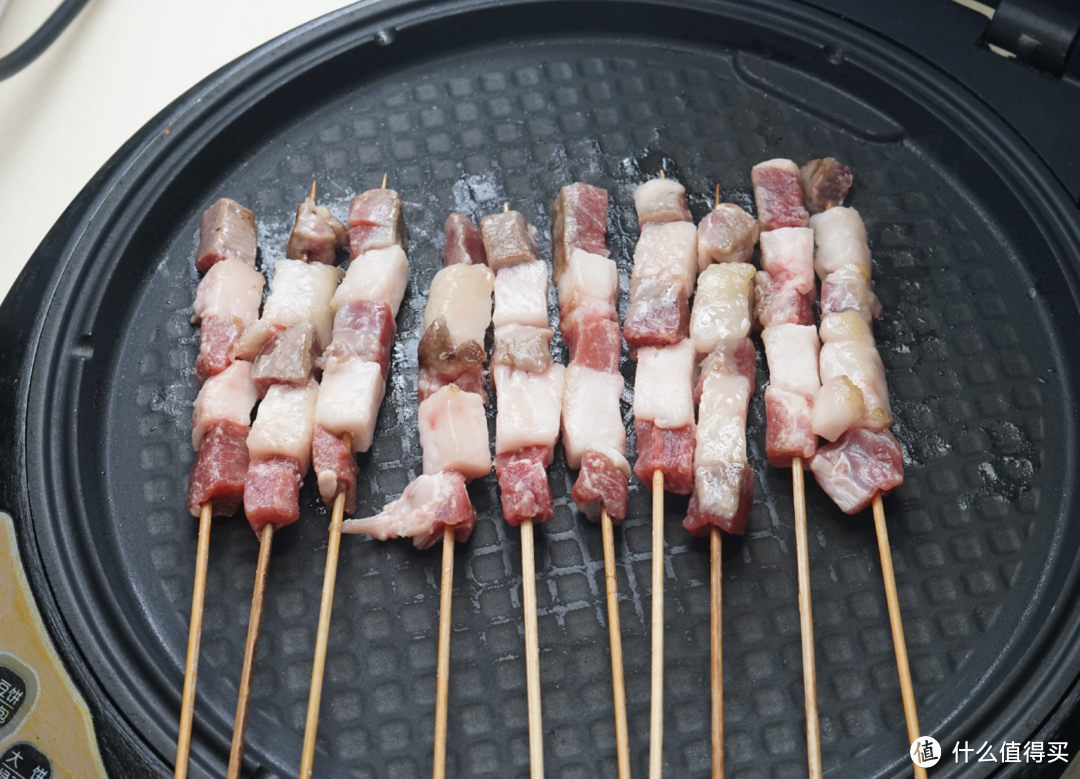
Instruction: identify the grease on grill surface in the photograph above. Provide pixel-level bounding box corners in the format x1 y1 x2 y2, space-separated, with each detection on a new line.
116 43 1052 778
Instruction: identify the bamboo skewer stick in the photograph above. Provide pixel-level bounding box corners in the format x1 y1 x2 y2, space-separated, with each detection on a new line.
709 527 722 779
792 457 822 779
174 501 213 779
650 468 665 779
521 518 545 779
433 525 455 779
873 493 927 779
226 523 275 779
601 508 631 779
299 432 352 779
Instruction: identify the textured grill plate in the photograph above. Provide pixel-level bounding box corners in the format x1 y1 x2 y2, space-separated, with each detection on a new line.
13 2 1080 778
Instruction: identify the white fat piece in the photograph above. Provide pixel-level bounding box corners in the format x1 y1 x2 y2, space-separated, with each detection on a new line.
341 471 458 540
759 227 815 295
493 260 550 329
812 375 866 442
633 340 695 429
193 258 265 325
633 178 687 221
690 262 756 355
631 221 698 301
333 245 410 317
493 363 565 455
424 263 496 346
314 360 385 453
260 259 342 350
695 370 751 469
561 363 625 471
418 384 492 480
191 360 257 451
761 324 821 397
246 379 319 471
810 207 871 280
557 248 619 320
819 311 892 429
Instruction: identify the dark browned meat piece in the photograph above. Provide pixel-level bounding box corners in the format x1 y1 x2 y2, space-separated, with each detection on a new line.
800 157 853 214
195 198 258 273
480 211 539 271
551 183 609 283
443 213 488 266
286 197 348 264
492 325 554 373
417 316 487 399
251 321 315 396
348 188 408 257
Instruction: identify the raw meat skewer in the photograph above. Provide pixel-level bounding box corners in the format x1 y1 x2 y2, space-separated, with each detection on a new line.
553 182 630 778
299 173 410 779
176 198 260 779
752 162 823 779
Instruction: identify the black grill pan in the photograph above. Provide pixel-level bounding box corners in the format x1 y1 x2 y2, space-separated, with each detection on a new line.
3 1 1080 777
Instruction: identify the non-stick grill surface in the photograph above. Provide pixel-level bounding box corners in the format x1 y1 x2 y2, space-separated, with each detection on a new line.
13 1 1080 778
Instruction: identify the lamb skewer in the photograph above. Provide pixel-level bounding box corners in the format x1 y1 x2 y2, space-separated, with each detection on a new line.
751 158 823 778
176 198 261 779
299 177 409 779
225 183 344 779
689 185 760 779
803 192 922 779
482 203 566 779
625 172 698 779
341 211 493 779
552 182 630 778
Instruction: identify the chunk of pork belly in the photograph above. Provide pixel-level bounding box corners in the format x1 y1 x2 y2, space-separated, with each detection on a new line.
343 470 476 549
632 221 698 301
561 310 622 373
572 449 629 522
315 359 385 453
423 263 495 347
685 462 754 536
810 207 871 280
689 368 753 534
764 386 816 468
417 317 486 399
561 363 625 470
697 203 759 270
195 198 257 273
195 316 243 384
496 446 554 525
811 375 865 442
493 260 550 329
193 257 264 325
632 178 692 228
809 427 904 514
821 263 881 324
634 340 695 430
634 421 694 495
192 360 257 451
751 159 809 231
818 312 891 430
623 280 689 352
690 263 757 355
551 183 609 283
759 227 815 296
443 213 488 266
348 188 407 257
761 324 820 397
557 248 618 323
492 324 554 374
246 379 319 472
287 197 348 264
481 210 540 271
800 157 853 214
754 270 814 329
249 259 341 356
419 384 491 480
322 299 396 377
187 420 250 517
333 245 410 318
312 425 357 514
251 322 315 396
493 364 564 456
694 337 757 403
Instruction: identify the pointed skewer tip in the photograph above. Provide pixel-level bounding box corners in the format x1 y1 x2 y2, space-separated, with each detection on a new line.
381 173 388 189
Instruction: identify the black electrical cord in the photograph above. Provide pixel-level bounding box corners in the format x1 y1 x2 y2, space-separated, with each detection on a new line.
0 0 94 81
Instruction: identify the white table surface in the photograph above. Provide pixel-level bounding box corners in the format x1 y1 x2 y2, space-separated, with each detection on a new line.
0 0 355 304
